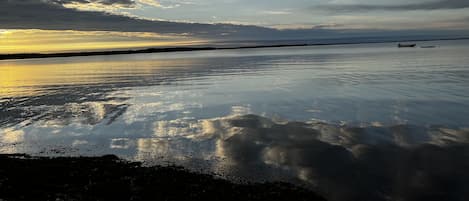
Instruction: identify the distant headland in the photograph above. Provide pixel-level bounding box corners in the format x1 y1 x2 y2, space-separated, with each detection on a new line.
1 37 468 61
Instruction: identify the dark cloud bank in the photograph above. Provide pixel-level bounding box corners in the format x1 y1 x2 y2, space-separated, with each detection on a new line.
52 0 136 7
1 0 468 42
0 0 276 39
320 0 469 12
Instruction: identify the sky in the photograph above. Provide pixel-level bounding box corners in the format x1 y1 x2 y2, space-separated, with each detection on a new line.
1 0 469 53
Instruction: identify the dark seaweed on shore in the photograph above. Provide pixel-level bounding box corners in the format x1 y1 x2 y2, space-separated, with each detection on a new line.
0 154 325 201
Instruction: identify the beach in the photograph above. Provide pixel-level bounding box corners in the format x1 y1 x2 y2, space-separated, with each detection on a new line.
0 154 324 201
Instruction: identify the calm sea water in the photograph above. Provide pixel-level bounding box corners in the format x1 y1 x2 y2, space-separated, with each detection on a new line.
1 40 469 201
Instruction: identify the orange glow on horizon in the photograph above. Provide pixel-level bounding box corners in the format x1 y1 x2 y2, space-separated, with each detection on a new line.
0 29 207 54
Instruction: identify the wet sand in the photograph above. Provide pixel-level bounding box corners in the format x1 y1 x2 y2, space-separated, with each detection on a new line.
0 154 325 201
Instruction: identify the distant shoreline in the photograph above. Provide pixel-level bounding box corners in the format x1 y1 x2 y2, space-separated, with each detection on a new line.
1 37 468 61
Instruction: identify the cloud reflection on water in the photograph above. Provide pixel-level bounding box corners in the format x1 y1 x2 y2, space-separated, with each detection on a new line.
199 114 469 201
94 113 469 201
1 92 469 201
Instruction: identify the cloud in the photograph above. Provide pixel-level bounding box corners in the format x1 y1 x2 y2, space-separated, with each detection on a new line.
0 0 273 39
137 0 176 8
205 114 469 201
53 0 135 6
1 0 468 42
137 0 162 7
51 0 137 9
319 0 469 12
260 10 292 15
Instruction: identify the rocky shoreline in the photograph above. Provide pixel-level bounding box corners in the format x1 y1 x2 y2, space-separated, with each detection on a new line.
0 154 325 201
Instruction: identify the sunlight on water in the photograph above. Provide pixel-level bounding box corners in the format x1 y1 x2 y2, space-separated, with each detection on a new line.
0 58 209 97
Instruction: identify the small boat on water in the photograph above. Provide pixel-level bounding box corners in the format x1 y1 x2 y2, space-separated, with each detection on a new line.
398 43 416 48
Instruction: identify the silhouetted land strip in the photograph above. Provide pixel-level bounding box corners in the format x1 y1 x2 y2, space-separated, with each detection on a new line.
0 45 309 60
1 37 468 61
0 154 325 201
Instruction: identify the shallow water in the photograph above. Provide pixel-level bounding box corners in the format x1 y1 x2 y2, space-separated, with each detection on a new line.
1 40 469 201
